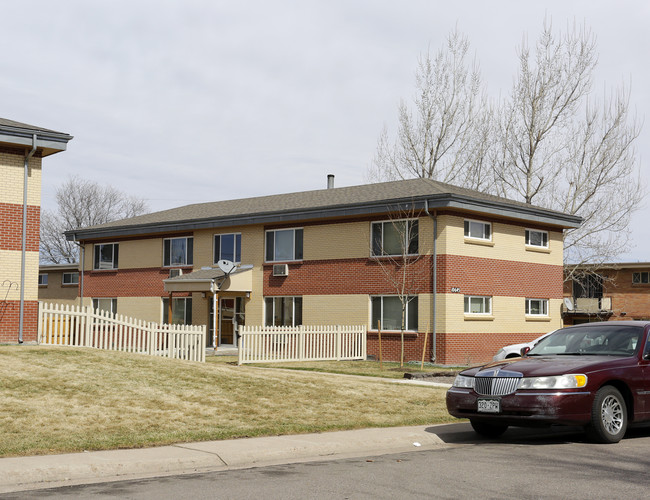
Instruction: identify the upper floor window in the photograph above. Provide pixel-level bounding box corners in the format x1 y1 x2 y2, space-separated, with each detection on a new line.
265 228 303 262
632 272 650 284
214 233 241 264
163 237 193 267
464 295 492 315
62 272 79 285
464 219 491 241
264 296 302 327
38 274 48 286
371 295 418 331
525 229 549 248
94 243 119 270
526 298 548 316
371 219 419 256
93 298 117 315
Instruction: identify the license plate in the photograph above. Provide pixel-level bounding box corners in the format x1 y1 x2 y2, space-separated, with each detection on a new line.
477 398 500 413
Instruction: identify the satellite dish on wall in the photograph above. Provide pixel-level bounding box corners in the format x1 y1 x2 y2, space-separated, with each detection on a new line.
564 297 574 311
217 260 236 275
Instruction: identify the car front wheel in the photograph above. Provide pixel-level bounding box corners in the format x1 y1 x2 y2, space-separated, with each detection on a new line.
586 386 627 444
470 419 508 438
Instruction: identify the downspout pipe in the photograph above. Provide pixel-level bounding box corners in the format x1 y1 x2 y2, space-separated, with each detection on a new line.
424 199 437 363
19 134 38 343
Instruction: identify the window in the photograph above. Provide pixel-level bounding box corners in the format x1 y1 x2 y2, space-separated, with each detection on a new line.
525 229 549 248
62 272 79 285
526 298 548 316
214 233 241 264
633 272 650 284
265 228 303 262
162 297 193 325
264 297 302 326
163 237 193 267
371 219 419 256
92 298 117 315
464 296 492 315
464 220 491 240
371 296 418 331
94 243 119 270
38 274 48 286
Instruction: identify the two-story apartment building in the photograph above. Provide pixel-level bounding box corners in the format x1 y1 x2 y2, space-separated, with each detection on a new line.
66 177 581 365
0 118 72 343
38 263 80 307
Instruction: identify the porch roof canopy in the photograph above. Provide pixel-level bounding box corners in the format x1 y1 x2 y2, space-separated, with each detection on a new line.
163 266 253 294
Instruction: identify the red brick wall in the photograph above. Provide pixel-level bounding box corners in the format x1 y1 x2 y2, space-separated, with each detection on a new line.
0 301 39 342
83 267 193 297
0 202 40 251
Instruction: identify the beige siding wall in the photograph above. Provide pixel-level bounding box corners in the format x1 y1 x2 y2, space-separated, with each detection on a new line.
440 214 563 265
1 250 38 301
0 155 42 206
437 293 562 334
38 271 79 304
304 221 371 260
302 294 369 325
116 296 162 322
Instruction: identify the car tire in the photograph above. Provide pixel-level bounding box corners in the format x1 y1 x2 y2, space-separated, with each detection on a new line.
586 386 627 444
470 419 508 438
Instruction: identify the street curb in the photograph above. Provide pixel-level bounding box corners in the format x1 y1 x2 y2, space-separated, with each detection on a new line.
0 425 447 493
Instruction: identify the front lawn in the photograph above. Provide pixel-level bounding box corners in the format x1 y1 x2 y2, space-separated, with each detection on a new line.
0 346 454 457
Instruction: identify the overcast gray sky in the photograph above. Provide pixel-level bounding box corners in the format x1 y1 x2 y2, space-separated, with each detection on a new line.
2 1 648 260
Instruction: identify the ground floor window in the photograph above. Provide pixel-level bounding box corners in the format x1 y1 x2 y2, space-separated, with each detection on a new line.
371 295 418 331
163 297 193 325
525 298 548 316
92 298 117 315
464 295 492 315
265 296 302 327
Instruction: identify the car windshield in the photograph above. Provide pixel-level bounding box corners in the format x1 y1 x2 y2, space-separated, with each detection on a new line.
527 324 643 357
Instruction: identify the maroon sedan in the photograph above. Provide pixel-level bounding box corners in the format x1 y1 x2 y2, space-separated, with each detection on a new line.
446 321 650 443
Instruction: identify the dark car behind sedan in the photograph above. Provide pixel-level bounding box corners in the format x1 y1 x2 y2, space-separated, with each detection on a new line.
446 322 650 443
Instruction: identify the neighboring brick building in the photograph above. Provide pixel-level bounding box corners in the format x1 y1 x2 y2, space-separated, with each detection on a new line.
0 119 72 343
563 263 650 325
66 177 580 364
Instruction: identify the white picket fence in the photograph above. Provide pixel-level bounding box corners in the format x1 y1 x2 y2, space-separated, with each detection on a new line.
238 325 366 365
38 302 206 362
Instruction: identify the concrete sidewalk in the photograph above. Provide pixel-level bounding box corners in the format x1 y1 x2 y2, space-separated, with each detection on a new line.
0 425 448 494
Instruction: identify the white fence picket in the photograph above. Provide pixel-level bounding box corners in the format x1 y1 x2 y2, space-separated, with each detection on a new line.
238 325 366 365
38 302 206 362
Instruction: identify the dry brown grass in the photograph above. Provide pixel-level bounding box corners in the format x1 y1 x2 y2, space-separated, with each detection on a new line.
0 346 454 457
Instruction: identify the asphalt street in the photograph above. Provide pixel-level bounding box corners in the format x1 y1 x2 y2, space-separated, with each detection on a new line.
5 423 650 499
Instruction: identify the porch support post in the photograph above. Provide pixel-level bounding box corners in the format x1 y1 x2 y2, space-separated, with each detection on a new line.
168 292 173 324
213 290 218 351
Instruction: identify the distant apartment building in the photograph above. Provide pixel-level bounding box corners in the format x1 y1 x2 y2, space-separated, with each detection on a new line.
563 263 650 324
66 177 580 364
38 263 80 307
0 119 72 342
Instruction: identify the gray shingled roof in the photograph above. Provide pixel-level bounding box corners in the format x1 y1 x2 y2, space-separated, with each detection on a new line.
0 117 73 156
0 118 67 135
67 178 582 241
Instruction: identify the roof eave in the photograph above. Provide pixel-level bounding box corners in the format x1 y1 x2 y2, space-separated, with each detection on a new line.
66 193 582 241
0 125 73 156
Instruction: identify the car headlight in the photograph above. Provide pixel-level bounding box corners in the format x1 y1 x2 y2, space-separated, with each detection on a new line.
452 374 475 389
517 374 587 389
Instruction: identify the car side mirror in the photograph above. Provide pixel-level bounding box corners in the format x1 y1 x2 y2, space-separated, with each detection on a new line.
520 346 531 357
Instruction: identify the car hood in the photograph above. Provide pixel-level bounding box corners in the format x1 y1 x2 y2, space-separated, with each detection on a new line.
462 355 635 378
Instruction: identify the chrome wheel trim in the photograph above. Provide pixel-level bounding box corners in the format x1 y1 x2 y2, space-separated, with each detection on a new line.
601 394 624 435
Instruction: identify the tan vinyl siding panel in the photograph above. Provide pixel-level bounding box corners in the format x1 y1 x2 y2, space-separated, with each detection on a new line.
302 295 370 326
0 155 42 206
442 214 563 265
120 239 163 269
116 297 163 323
304 221 371 260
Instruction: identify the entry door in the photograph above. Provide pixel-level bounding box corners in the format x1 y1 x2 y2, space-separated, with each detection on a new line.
220 298 235 345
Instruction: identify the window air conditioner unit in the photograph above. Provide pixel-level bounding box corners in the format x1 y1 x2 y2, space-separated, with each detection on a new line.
169 268 183 278
273 264 289 277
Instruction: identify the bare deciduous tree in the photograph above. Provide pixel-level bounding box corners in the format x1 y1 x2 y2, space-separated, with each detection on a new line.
40 176 149 264
371 206 426 366
371 22 643 272
495 21 643 273
367 30 491 190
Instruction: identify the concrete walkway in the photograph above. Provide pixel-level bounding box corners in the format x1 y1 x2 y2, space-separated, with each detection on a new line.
0 425 449 494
